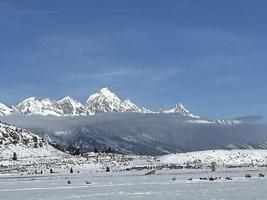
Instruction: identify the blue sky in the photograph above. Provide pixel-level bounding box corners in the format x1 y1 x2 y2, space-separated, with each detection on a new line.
0 0 267 119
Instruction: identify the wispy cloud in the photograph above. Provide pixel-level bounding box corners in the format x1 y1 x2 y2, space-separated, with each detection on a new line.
69 69 138 80
65 68 183 83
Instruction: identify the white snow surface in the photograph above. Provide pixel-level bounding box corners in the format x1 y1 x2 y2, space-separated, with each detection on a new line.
1 168 267 200
159 149 267 167
0 103 13 116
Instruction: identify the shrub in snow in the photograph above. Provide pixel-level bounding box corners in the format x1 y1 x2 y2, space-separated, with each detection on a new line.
211 161 216 172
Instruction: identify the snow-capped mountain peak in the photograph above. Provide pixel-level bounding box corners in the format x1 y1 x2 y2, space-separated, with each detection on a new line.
119 99 142 112
164 102 200 118
85 88 152 114
58 96 80 106
58 96 74 102
86 87 122 113
58 96 86 116
91 87 119 100
16 97 62 117
16 97 40 114
19 97 37 104
100 87 115 96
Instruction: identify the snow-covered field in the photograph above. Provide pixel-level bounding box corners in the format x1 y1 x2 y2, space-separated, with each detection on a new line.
0 168 266 200
160 149 267 167
1 150 267 199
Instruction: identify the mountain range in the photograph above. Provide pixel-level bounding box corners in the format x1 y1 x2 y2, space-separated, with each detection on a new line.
0 87 199 118
1 87 265 155
0 87 243 126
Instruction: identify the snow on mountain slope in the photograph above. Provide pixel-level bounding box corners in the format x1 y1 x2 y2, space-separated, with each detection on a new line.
16 97 87 117
0 121 110 175
140 107 154 114
0 103 14 116
186 119 242 125
159 149 267 167
119 99 142 112
164 103 200 118
119 100 154 113
213 119 242 125
16 97 62 117
86 87 122 114
0 121 65 159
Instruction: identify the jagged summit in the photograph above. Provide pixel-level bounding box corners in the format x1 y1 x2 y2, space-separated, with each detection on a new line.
85 88 148 114
119 99 142 112
87 87 117 102
59 96 74 102
164 102 200 118
16 97 62 116
100 87 115 96
86 87 122 113
58 96 86 116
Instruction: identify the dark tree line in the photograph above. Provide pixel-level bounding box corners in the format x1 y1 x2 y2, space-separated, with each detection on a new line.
50 142 115 155
94 146 114 154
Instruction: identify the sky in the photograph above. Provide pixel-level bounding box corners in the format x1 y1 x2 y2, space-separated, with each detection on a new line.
0 0 267 119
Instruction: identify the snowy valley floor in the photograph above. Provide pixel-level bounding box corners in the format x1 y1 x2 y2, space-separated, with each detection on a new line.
0 168 267 200
1 149 267 199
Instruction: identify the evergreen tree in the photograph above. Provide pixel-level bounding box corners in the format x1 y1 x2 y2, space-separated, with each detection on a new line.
94 147 98 153
70 167 73 173
33 136 38 143
12 152 17 161
106 166 110 172
107 147 112 153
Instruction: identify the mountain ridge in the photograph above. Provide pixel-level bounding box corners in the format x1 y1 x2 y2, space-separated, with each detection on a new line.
0 87 196 118
0 87 253 126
